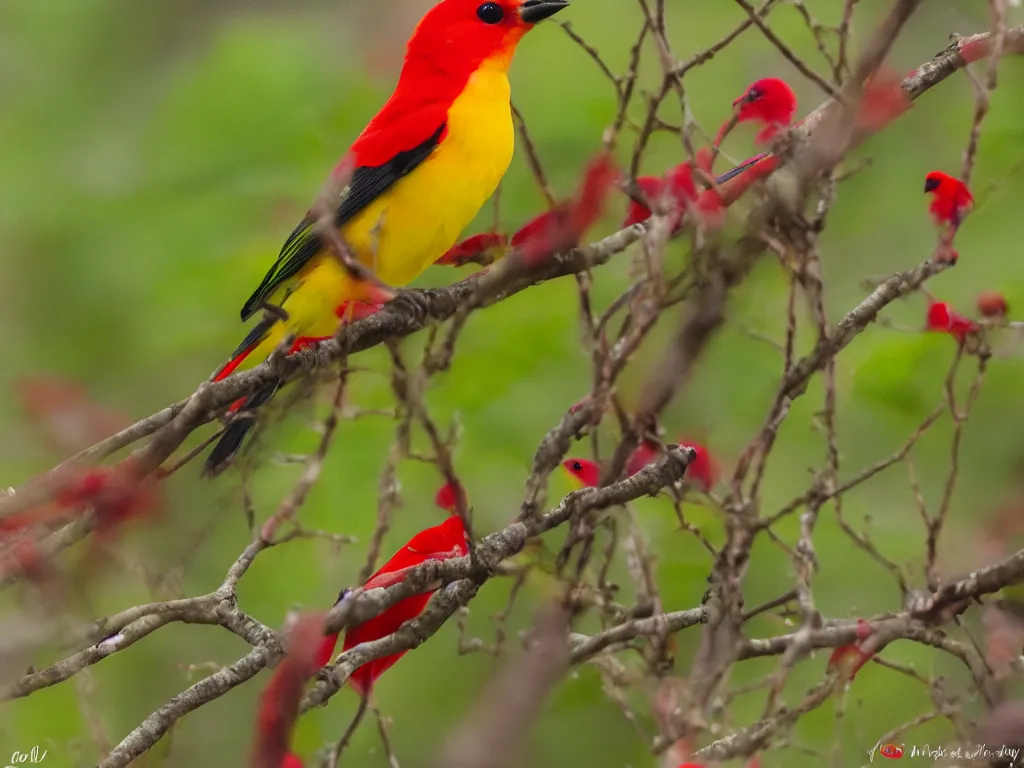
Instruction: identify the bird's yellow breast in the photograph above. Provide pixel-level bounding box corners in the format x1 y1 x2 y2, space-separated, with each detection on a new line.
263 63 514 342
339 63 514 286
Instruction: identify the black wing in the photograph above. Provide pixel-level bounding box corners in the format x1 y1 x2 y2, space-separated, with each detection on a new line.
713 152 769 185
239 122 447 321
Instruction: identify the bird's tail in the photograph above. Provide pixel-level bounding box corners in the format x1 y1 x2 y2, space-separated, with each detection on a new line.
203 379 280 477
203 318 281 478
203 317 341 476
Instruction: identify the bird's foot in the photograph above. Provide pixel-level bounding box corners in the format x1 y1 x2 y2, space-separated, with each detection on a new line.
388 289 434 324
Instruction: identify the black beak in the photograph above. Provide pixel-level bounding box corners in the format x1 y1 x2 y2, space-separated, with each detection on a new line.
924 177 940 193
519 0 569 24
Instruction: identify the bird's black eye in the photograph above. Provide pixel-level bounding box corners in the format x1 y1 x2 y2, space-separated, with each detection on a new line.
746 86 763 101
477 2 504 23
572 461 582 471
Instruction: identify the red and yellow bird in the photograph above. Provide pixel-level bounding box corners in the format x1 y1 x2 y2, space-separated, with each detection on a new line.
205 0 569 475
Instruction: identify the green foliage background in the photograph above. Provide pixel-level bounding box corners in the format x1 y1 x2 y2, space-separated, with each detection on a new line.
2 0 1024 765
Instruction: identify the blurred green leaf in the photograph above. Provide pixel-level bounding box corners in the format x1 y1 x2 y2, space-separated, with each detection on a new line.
852 333 945 417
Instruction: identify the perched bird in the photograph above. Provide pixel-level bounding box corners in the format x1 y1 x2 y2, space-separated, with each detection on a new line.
924 170 973 229
204 0 569 476
730 77 797 144
316 513 470 696
563 439 719 492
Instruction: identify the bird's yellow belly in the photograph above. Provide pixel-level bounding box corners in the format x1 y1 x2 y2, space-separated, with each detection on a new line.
341 66 514 286
268 66 513 340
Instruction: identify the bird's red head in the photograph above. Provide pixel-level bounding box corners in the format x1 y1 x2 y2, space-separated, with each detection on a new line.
563 458 601 487
434 481 464 512
732 78 797 132
924 170 952 194
406 0 569 74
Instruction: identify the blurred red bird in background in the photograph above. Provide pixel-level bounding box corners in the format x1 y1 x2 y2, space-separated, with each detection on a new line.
562 440 718 493
316 506 469 696
924 170 973 229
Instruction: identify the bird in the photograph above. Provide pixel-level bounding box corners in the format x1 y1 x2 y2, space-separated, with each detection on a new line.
729 77 797 144
203 0 570 476
563 439 719 492
315 510 469 696
924 170 973 229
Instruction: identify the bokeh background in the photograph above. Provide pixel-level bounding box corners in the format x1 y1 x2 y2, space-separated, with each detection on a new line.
3 0 1024 765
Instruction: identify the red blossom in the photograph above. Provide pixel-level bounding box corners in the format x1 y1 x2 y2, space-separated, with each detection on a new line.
511 208 564 248
333 300 385 321
0 537 49 583
828 644 873 679
252 612 326 768
16 376 129 454
677 440 719 493
568 396 590 414
625 441 660 477
827 618 875 681
622 164 697 229
959 38 991 64
434 481 464 512
513 152 619 264
927 301 978 340
56 460 163 539
856 68 912 132
694 147 714 175
856 617 873 640
977 290 1008 318
435 232 509 266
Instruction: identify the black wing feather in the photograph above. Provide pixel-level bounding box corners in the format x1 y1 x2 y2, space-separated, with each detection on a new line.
239 123 447 321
